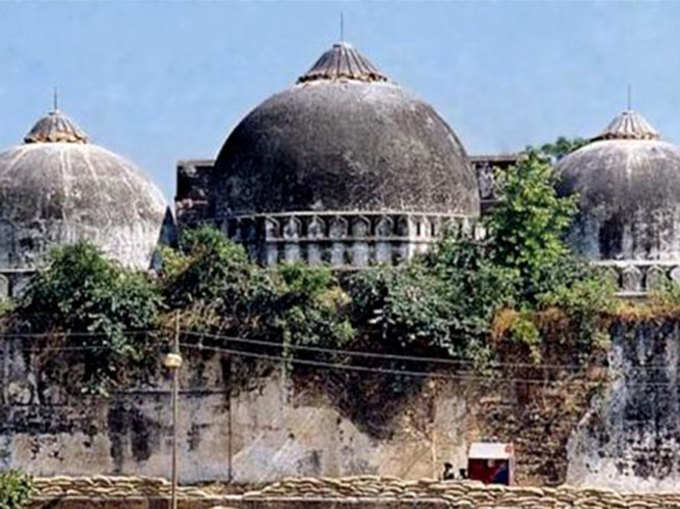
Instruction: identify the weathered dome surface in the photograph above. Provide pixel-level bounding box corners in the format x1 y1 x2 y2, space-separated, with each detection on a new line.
556 110 680 260
212 42 478 218
0 110 167 270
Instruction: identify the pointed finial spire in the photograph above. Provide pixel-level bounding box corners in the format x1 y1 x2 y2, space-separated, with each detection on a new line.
24 101 89 144
592 109 660 141
297 41 389 83
340 12 344 42
627 84 631 111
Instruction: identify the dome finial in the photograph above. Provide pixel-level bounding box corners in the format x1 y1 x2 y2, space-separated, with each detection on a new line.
592 109 660 142
24 106 89 144
297 42 389 83
627 84 631 111
53 86 58 112
340 12 344 42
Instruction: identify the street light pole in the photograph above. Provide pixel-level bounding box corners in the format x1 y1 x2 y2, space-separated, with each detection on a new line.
164 315 183 509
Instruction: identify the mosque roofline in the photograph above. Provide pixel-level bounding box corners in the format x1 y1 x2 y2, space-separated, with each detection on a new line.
469 153 522 162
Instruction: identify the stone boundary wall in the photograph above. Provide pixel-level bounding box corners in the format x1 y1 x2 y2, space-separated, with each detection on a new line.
28 476 680 509
6 320 680 489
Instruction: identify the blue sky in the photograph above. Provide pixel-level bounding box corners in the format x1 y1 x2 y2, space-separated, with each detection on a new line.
0 1 679 202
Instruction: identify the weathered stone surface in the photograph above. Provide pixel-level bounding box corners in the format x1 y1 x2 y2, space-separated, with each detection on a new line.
298 42 389 84
0 338 593 487
176 154 517 235
5 319 680 490
469 154 520 214
175 160 214 231
592 261 680 296
224 212 481 268
568 320 680 491
0 340 474 483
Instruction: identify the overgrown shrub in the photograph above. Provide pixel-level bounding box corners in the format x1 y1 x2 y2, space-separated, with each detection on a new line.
160 226 276 335
0 469 33 509
343 147 613 370
347 264 458 355
160 227 354 362
12 242 163 395
647 280 680 312
538 273 616 354
270 263 354 350
426 239 520 337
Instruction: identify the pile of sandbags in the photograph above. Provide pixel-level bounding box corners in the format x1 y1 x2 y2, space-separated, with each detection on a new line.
241 476 680 508
32 476 213 499
31 475 680 508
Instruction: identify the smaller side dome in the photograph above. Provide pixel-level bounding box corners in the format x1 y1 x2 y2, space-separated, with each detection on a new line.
556 110 680 261
0 107 168 273
24 109 89 144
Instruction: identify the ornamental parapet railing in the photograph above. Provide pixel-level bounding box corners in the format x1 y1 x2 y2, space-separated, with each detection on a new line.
219 211 483 268
593 260 680 297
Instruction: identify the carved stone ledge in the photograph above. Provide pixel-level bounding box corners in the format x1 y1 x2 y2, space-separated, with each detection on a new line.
223 211 480 268
594 261 680 296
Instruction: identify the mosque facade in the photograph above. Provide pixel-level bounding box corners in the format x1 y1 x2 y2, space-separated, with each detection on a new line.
1 41 680 297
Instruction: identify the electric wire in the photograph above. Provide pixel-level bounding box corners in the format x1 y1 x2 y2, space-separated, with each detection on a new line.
180 330 673 372
0 328 672 372
180 343 678 387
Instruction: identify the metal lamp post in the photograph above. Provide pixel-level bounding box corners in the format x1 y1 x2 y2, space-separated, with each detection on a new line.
164 339 182 509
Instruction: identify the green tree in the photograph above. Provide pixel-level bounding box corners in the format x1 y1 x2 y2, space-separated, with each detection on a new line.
347 240 518 364
347 264 457 354
485 149 580 301
271 263 354 352
540 136 588 162
479 143 614 360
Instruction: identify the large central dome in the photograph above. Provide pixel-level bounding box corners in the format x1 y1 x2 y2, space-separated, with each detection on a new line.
212 42 479 219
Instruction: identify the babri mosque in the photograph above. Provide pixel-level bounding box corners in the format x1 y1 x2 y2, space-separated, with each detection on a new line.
1 41 679 298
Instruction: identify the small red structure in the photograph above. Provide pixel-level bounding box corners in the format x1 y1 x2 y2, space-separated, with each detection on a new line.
467 442 515 485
